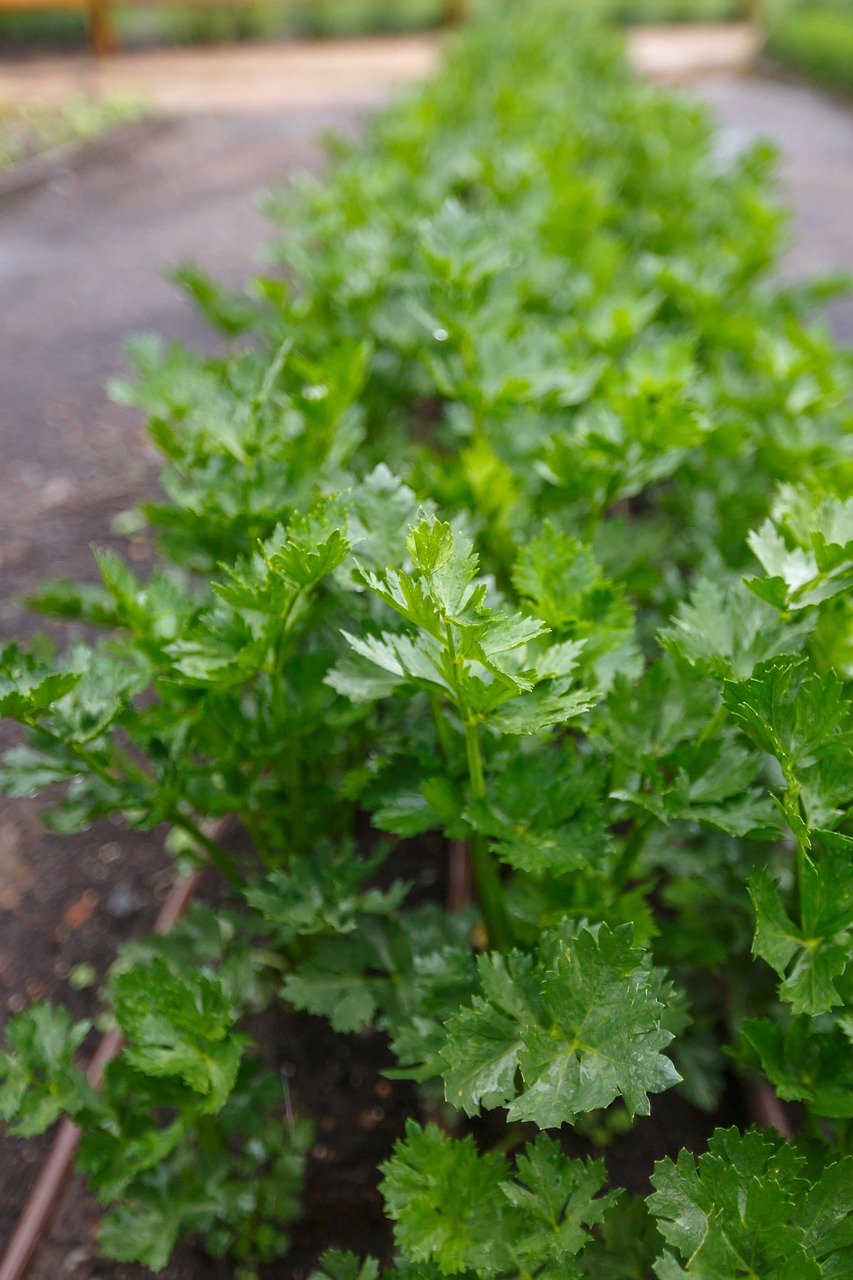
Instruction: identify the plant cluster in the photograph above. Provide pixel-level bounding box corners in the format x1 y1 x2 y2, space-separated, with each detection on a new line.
764 0 853 99
3 3 853 1275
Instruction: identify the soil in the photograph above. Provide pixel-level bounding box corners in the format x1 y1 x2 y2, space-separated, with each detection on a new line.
2 35 853 1280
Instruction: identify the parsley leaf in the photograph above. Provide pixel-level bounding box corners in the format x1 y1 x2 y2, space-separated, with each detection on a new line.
381 1121 617 1278
440 921 679 1125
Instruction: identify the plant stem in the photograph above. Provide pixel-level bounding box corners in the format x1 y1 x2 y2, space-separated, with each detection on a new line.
30 724 123 792
440 618 512 949
429 691 454 760
463 719 513 952
613 815 653 891
241 809 275 872
463 719 486 798
284 738 305 856
171 812 245 889
784 783 809 927
108 742 155 788
696 700 727 748
30 723 245 888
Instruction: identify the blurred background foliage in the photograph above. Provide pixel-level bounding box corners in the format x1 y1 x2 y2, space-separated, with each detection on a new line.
1 0 851 127
0 0 742 57
762 0 853 96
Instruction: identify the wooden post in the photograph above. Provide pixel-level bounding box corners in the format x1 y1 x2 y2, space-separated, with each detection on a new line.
90 0 117 55
442 0 465 24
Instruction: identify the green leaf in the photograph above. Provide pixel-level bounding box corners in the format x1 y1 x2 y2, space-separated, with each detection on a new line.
745 491 853 611
99 1190 209 1271
660 578 812 679
265 508 351 588
748 839 853 1016
738 1017 853 1119
440 950 528 1114
337 518 599 750
512 525 638 690
723 659 853 824
472 751 613 877
245 845 404 945
746 519 821 610
441 922 679 1126
114 959 245 1110
311 1252 381 1280
284 908 476 1055
380 1122 616 1278
407 518 455 575
282 933 385 1033
748 868 802 979
800 1154 853 1260
0 1003 92 1136
345 465 425 572
381 1121 507 1274
650 1127 853 1279
489 682 597 735
0 642 80 724
502 1133 619 1271
170 262 257 337
579 1194 663 1279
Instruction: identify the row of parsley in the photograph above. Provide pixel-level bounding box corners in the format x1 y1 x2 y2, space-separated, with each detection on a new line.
2 2 853 1274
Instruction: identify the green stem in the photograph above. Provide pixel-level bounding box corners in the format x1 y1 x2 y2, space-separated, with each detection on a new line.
784 782 809 927
429 691 454 761
613 816 653 891
275 589 302 672
696 700 727 748
463 719 513 952
171 812 245 889
109 742 157 789
284 736 305 856
439 617 512 949
241 809 275 872
29 723 245 888
30 724 123 791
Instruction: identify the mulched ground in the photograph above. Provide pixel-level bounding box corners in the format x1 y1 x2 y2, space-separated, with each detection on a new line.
2 59 853 1278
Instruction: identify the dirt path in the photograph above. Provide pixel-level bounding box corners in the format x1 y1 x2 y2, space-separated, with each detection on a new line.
1 22 853 1278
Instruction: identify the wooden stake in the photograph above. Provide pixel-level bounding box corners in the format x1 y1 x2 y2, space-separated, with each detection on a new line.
89 0 117 57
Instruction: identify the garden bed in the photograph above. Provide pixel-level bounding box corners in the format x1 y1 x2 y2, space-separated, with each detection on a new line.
2 2 853 1277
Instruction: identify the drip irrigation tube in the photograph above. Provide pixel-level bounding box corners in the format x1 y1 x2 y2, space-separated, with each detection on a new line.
0 869 203 1280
